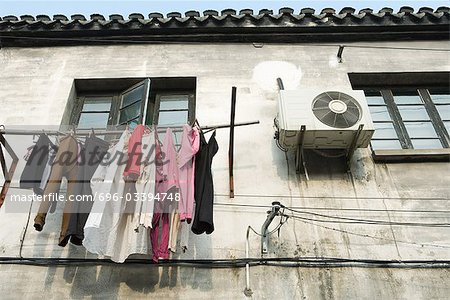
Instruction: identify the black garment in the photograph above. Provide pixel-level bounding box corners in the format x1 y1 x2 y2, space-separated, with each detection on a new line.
63 135 109 246
191 130 218 235
19 134 56 195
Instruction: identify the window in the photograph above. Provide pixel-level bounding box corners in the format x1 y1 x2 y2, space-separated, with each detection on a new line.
366 89 450 151
117 80 150 126
348 72 450 162
67 77 196 131
76 96 113 129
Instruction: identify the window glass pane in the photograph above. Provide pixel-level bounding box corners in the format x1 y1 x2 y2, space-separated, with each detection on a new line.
436 105 450 120
444 121 450 133
158 130 183 149
119 101 141 124
373 123 398 139
397 105 430 121
82 98 112 112
159 95 189 110
78 113 109 129
393 95 422 105
173 131 183 145
371 140 402 150
411 139 443 149
121 84 144 108
366 96 385 105
404 122 438 138
430 94 450 104
158 111 188 126
128 118 140 129
369 106 391 122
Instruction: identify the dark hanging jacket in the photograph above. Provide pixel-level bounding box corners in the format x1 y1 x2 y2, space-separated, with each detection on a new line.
20 134 55 195
191 130 219 235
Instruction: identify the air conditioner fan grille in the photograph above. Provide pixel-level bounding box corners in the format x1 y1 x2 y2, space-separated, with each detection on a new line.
312 91 361 128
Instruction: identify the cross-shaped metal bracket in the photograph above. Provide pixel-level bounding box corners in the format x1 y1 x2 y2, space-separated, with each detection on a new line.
0 131 19 208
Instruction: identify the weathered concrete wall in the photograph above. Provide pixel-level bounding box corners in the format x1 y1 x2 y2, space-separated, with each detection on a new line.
0 41 449 298
0 264 449 300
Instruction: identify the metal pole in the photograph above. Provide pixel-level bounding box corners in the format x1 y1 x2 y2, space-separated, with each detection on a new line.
261 202 281 254
0 121 260 136
229 87 237 198
244 226 253 297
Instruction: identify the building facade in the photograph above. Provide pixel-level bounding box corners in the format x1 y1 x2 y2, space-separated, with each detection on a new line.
0 7 449 299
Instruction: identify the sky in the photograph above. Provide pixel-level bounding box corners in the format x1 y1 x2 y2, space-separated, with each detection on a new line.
0 1 449 17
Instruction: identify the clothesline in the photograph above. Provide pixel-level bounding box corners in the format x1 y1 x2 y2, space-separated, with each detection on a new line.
0 121 260 136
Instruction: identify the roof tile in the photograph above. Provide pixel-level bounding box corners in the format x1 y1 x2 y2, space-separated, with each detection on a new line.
279 7 294 14
239 9 253 15
203 10 219 17
149 12 163 18
399 6 414 14
418 7 434 14
221 9 236 16
36 15 51 21
109 14 123 21
339 7 356 15
167 12 182 18
258 9 273 15
300 8 315 15
90 14 105 21
20 15 35 21
53 14 68 21
321 8 336 15
436 6 450 13
379 7 394 14
3 15 19 21
71 14 86 21
185 10 200 17
129 13 144 20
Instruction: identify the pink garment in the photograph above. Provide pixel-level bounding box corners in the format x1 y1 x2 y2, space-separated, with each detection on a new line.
161 127 179 192
150 129 176 262
150 126 199 258
123 124 145 177
178 125 200 221
150 211 170 262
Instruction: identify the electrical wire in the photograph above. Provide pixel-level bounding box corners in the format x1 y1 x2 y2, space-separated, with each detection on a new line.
283 206 450 226
285 212 450 228
18 196 33 258
214 193 450 201
0 257 448 269
248 212 289 237
289 215 450 250
214 201 450 214
273 117 288 152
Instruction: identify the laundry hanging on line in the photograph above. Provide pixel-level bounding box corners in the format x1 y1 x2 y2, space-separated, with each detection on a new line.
18 123 218 263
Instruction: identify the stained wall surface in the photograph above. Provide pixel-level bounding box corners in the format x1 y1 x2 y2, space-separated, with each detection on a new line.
0 41 449 299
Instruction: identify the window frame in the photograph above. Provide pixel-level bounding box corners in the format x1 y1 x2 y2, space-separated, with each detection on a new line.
367 88 450 162
70 94 118 129
152 91 196 126
117 79 151 126
68 77 196 131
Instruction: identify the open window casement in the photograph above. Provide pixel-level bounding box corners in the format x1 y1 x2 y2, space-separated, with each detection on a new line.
117 78 151 127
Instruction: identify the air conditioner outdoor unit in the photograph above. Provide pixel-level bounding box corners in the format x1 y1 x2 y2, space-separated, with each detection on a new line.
276 88 375 149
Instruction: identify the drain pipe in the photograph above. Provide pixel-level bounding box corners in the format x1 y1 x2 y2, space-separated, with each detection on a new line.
276 77 285 90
